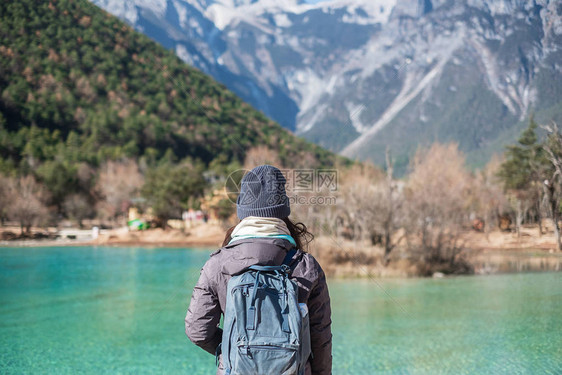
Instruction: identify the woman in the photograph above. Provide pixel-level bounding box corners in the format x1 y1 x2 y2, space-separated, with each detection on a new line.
185 165 332 375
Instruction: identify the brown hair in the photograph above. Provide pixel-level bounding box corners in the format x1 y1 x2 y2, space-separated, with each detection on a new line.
222 217 314 251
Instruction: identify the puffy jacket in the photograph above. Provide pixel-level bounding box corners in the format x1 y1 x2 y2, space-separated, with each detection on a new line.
185 237 332 375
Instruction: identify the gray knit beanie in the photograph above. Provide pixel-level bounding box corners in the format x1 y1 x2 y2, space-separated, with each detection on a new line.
237 165 290 220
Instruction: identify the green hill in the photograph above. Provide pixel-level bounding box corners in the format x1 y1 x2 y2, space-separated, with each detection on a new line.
0 0 341 221
0 0 337 171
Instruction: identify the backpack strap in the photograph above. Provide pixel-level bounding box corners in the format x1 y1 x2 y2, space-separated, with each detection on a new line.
248 248 297 272
281 248 297 333
282 248 297 267
246 249 297 285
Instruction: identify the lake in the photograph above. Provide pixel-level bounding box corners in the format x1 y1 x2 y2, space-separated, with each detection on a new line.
0 246 560 374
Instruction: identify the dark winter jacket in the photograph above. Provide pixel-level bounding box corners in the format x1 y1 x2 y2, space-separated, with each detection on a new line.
185 237 332 375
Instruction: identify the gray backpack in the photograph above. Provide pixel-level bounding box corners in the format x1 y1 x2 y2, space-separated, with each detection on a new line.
219 249 311 375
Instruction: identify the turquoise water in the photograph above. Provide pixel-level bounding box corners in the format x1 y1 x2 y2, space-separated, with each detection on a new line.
0 246 560 374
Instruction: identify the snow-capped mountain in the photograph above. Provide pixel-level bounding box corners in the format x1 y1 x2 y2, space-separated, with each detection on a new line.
91 0 562 169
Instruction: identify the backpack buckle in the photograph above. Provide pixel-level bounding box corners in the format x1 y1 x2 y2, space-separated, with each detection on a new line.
281 264 291 273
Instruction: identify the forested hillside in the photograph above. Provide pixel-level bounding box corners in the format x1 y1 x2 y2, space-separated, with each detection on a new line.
0 0 338 224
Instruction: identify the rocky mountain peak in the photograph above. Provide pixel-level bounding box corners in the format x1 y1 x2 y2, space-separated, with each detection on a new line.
92 0 562 172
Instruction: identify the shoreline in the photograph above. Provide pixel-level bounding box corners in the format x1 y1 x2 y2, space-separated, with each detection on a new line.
0 224 225 249
0 239 219 248
1 240 559 278
1 225 561 278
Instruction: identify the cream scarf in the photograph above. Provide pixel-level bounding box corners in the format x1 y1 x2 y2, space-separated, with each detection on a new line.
231 216 290 237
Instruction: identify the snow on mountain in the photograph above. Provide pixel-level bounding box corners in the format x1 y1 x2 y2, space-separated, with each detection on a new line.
91 0 562 171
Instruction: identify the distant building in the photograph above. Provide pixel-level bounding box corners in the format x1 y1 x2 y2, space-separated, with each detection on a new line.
182 208 205 228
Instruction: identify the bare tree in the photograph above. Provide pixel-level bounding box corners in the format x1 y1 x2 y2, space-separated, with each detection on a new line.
470 155 510 235
541 122 562 251
335 158 404 264
374 148 405 263
63 194 95 228
337 162 382 244
0 174 11 225
96 159 143 223
5 175 50 234
404 143 473 273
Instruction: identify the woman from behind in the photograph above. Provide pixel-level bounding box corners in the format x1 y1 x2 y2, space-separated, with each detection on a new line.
185 165 332 375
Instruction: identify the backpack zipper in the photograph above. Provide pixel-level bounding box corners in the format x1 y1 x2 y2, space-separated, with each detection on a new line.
239 344 296 359
231 283 281 296
247 345 295 351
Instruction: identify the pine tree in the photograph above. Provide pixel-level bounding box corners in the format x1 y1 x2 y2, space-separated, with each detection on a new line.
498 117 550 236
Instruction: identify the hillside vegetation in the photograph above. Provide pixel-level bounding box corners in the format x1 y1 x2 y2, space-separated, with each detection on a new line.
0 0 339 224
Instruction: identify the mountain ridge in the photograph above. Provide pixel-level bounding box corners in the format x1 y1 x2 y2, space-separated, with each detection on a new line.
91 0 562 170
